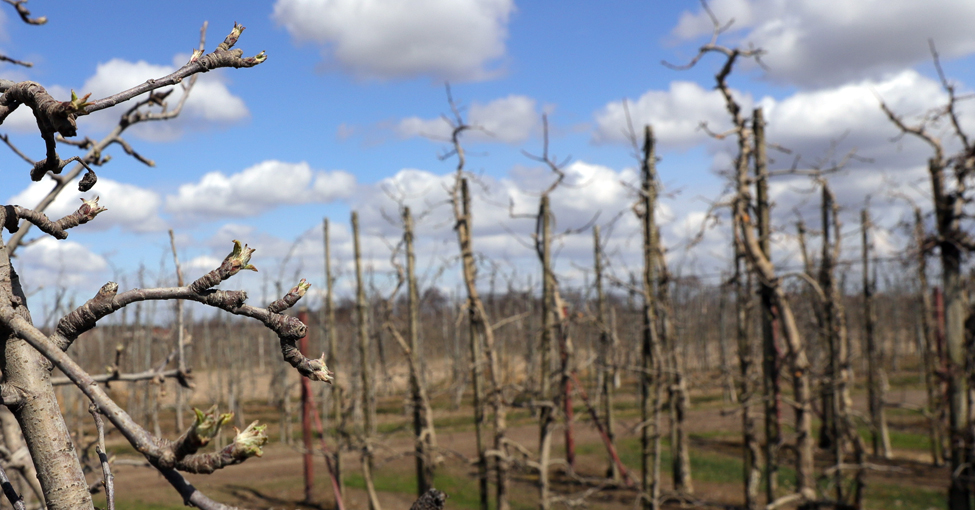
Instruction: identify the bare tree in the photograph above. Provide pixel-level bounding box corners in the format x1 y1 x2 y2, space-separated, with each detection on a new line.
0 13 352 509
593 225 621 483
879 41 974 510
637 125 663 510
907 203 946 466
0 10 441 510
861 208 891 459
382 206 439 495
351 211 382 510
441 86 510 510
664 7 815 505
322 217 346 494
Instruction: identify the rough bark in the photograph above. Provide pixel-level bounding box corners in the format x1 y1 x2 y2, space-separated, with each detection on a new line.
913 207 945 466
403 207 437 495
659 257 692 495
593 225 621 483
753 107 780 503
862 208 891 459
880 82 973 508
352 212 380 510
538 194 555 510
639 125 662 510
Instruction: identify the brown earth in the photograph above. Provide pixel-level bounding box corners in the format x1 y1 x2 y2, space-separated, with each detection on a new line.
94 382 950 510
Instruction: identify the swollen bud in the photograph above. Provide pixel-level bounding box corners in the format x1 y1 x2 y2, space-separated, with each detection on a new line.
192 406 234 445
232 421 268 458
220 240 258 275
294 279 311 297
308 353 334 383
66 89 93 115
78 196 107 221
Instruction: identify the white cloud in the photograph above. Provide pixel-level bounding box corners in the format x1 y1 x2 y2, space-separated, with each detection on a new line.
78 57 248 141
593 70 958 169
397 94 540 144
592 81 742 149
166 160 356 220
591 69 959 275
673 0 975 88
18 237 107 288
8 177 165 233
273 0 514 81
182 255 224 277
351 161 647 276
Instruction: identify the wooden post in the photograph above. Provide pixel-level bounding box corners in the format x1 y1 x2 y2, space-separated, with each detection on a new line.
298 308 314 503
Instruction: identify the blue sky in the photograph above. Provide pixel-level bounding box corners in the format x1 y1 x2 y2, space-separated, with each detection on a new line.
4 0 975 318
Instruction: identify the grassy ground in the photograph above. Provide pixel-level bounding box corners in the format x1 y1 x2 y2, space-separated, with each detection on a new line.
99 378 949 510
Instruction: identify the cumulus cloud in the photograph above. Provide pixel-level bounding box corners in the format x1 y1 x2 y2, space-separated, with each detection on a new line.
672 0 975 88
17 237 108 289
351 161 649 274
593 70 959 170
592 69 960 274
397 94 540 144
592 81 741 149
273 0 514 81
8 178 165 232
77 57 248 140
166 160 356 220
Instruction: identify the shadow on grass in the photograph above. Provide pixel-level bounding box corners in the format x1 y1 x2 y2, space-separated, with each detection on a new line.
226 485 328 509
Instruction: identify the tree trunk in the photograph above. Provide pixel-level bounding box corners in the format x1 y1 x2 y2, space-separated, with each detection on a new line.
323 218 344 495
538 193 555 510
404 207 437 495
732 113 761 510
594 225 621 483
639 125 662 510
454 178 509 510
913 207 945 466
737 119 814 504
0 239 93 509
352 211 381 510
753 108 780 503
862 208 891 458
660 259 692 495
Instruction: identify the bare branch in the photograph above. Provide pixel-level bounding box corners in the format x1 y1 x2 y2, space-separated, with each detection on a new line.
2 0 45 25
0 134 35 165
6 197 105 240
0 22 263 183
88 404 115 510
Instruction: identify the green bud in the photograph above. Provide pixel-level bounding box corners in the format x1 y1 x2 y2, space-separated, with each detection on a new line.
221 239 258 275
67 89 93 115
294 279 311 297
232 421 268 458
192 405 234 445
230 22 245 39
